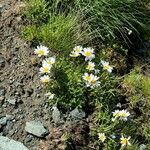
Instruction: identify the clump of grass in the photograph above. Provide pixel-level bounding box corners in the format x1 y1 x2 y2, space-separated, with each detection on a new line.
25 0 49 24
123 67 150 104
23 0 93 52
122 67 150 142
23 14 92 52
48 0 149 46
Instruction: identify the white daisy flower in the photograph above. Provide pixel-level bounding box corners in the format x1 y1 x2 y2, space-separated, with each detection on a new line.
43 57 56 65
101 60 113 73
70 51 80 57
82 73 94 83
86 62 95 71
112 109 130 121
81 47 95 61
120 135 131 147
39 63 52 74
119 110 130 121
73 46 83 53
34 45 49 57
112 110 120 121
40 75 50 83
98 133 106 143
70 46 83 57
90 75 100 88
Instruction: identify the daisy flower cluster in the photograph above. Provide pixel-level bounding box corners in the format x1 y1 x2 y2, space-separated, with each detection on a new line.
98 133 131 147
34 45 56 83
112 109 130 121
70 46 113 88
98 109 131 147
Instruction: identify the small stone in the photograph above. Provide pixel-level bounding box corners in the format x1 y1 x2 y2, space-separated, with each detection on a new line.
52 106 61 124
0 57 5 68
0 136 29 150
0 87 5 96
25 121 49 137
0 96 5 106
6 121 14 131
0 4 3 9
0 117 7 125
70 108 85 120
6 115 14 121
24 135 33 144
7 98 16 105
30 56 38 66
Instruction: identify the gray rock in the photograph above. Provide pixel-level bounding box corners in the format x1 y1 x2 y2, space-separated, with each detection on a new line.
25 121 49 137
0 117 7 125
6 114 14 121
24 135 33 144
0 87 5 96
0 136 28 150
6 121 14 131
52 106 60 124
0 57 5 68
70 108 85 120
7 98 16 105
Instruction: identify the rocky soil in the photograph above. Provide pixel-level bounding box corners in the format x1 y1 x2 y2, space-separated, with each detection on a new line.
0 0 93 149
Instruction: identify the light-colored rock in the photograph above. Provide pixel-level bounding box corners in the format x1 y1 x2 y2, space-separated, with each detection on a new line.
7 98 16 105
25 121 49 137
0 136 28 150
52 106 60 124
0 117 7 125
70 108 85 120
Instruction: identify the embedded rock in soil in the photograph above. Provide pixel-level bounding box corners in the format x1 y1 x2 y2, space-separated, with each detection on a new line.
7 98 16 105
0 116 7 125
70 108 86 120
25 121 49 137
52 106 61 124
0 57 5 68
0 136 29 150
0 87 5 96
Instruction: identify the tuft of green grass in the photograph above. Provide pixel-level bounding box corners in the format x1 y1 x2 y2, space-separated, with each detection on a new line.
23 13 92 52
25 0 49 24
123 67 150 103
48 0 149 45
37 14 92 52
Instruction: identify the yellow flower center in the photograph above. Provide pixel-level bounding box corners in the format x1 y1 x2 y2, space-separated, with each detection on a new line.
85 51 92 57
39 50 45 55
44 78 49 83
104 65 110 70
76 48 81 53
87 65 93 70
122 138 129 145
121 113 127 117
47 61 52 65
43 67 49 73
85 76 91 81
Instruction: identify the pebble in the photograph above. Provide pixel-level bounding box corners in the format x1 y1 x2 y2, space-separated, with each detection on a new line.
0 87 5 96
7 98 16 105
0 136 29 150
0 117 7 125
25 121 49 137
0 57 5 68
52 106 61 124
70 108 86 120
